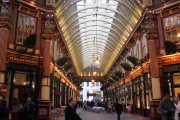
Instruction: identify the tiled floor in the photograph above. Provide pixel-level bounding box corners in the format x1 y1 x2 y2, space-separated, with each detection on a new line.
60 108 150 120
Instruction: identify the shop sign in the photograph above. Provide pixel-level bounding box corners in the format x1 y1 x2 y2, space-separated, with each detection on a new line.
159 55 180 65
7 54 39 66
87 93 96 96
0 85 8 96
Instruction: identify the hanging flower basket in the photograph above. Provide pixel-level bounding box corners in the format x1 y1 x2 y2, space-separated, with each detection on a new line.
120 63 132 71
64 62 72 71
108 78 114 84
111 75 119 81
127 56 139 66
114 71 122 78
164 40 178 55
56 57 70 66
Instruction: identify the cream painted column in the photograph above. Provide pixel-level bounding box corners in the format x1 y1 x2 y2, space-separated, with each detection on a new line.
148 39 161 99
41 77 50 100
41 38 51 101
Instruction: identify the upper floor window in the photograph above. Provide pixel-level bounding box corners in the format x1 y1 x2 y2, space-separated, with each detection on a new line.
16 13 36 45
163 13 180 42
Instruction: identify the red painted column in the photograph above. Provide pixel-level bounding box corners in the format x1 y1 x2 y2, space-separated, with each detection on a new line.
37 36 52 120
141 14 162 120
0 16 11 100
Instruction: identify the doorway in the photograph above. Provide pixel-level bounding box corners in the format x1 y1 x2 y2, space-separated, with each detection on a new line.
8 70 38 120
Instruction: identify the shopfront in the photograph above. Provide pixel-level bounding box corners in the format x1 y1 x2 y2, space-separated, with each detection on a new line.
5 54 41 120
162 64 180 97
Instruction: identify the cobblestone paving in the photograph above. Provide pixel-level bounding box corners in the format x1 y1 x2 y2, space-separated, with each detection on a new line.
61 108 150 120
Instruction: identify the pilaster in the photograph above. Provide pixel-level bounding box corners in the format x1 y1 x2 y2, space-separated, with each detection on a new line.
143 14 161 120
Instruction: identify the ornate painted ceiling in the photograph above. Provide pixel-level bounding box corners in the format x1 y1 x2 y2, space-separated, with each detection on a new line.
55 0 143 76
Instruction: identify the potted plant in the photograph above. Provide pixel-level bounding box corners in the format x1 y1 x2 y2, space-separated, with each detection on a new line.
120 63 132 71
108 78 114 84
19 34 36 53
24 34 36 53
64 62 72 71
127 56 139 65
164 40 178 55
111 75 119 81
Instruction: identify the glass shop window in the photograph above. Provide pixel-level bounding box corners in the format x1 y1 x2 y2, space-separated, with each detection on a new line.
13 71 33 85
16 13 36 44
163 13 180 42
173 73 180 85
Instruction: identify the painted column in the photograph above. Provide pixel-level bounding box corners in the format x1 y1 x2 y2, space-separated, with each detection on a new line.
41 39 51 100
143 14 162 120
0 11 12 100
37 36 52 120
148 39 161 99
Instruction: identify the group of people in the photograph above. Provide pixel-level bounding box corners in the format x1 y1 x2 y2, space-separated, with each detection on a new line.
159 93 180 120
0 97 35 120
64 97 123 120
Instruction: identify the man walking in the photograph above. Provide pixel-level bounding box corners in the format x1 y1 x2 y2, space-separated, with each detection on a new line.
115 101 123 120
23 97 35 120
159 93 175 120
65 97 82 120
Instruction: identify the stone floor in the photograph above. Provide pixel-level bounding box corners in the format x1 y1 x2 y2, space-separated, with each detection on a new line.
60 108 150 120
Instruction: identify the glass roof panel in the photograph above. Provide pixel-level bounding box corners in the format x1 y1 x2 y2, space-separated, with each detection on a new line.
56 0 143 76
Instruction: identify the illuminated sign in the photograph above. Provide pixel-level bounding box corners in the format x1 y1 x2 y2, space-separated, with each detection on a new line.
7 54 39 66
159 55 180 65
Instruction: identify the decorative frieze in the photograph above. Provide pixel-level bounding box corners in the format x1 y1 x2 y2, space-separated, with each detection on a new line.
18 4 39 17
0 16 12 28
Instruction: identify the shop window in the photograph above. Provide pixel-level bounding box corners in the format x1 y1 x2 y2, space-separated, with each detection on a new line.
16 13 36 45
163 13 180 42
14 71 31 85
173 73 180 85
174 88 180 98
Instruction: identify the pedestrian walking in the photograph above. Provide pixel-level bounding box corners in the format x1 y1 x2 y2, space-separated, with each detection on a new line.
23 97 35 120
159 93 175 120
115 101 123 120
65 97 82 120
173 96 180 120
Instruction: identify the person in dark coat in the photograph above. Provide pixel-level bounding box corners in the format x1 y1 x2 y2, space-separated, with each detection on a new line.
0 100 10 120
23 97 35 120
65 97 82 120
159 93 175 120
115 102 123 120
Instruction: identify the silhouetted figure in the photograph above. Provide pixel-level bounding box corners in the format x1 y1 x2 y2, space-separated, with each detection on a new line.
0 100 10 120
23 97 35 120
115 102 123 120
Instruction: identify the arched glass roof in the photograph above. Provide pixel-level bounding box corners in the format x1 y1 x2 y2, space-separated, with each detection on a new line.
55 0 143 76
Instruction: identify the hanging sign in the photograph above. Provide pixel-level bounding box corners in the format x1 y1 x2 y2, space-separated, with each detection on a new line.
0 85 8 96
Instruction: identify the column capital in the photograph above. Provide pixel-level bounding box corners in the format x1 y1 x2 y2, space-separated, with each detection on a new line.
42 33 52 41
146 32 158 40
0 16 12 29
